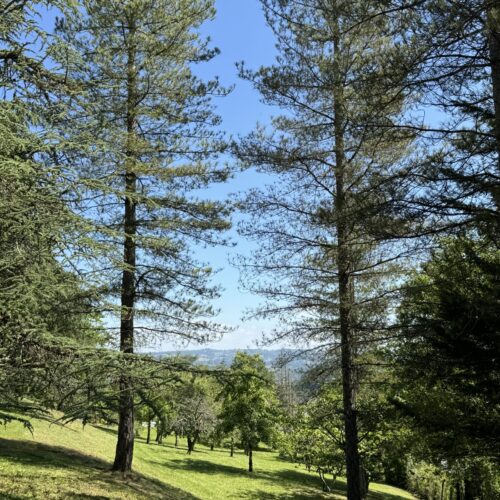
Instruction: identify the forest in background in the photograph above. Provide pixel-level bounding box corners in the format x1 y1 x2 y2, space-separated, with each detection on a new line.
0 1 498 499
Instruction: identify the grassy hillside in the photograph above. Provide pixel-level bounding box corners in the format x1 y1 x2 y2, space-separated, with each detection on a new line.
0 418 415 500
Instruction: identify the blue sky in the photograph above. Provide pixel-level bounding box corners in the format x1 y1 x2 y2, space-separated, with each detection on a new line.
180 0 280 350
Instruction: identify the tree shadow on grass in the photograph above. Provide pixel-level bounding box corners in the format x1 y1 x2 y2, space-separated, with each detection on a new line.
0 437 110 470
0 493 26 500
147 456 250 476
237 489 413 500
152 457 332 499
91 424 118 436
0 438 198 500
151 455 320 485
147 455 411 500
238 479 412 500
236 488 334 500
136 440 211 456
242 464 412 500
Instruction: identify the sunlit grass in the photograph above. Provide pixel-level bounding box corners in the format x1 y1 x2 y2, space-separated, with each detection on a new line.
0 417 415 499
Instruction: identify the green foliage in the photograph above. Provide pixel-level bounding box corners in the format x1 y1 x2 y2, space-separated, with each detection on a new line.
0 0 110 432
276 397 345 492
277 374 412 492
406 458 500 500
392 235 500 497
55 0 232 345
395 235 500 458
219 352 280 469
0 96 102 417
399 0 500 238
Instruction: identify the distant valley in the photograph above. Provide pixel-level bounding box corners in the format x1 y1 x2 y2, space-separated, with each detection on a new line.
154 348 307 371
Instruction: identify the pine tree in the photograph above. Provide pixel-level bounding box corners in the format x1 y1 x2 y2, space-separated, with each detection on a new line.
0 0 101 425
389 0 500 238
235 1 415 497
56 0 231 472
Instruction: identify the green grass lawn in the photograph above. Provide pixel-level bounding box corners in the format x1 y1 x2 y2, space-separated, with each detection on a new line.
0 417 415 499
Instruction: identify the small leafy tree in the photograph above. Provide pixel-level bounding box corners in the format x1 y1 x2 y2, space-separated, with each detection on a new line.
277 405 345 492
278 380 387 495
219 352 280 472
173 375 218 454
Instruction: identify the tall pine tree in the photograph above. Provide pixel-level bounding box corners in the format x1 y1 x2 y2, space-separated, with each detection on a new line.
236 1 415 497
57 0 231 472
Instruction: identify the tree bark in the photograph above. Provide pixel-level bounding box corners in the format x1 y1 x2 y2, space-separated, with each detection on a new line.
230 437 234 457
113 382 134 472
488 2 500 161
487 1 500 210
112 12 137 475
187 435 197 454
463 477 476 500
146 420 151 444
248 444 253 472
332 17 362 500
319 470 331 492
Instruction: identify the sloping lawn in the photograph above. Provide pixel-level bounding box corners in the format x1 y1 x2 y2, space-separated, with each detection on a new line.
0 418 415 499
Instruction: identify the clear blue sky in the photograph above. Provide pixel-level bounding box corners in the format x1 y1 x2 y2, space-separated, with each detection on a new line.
182 0 280 350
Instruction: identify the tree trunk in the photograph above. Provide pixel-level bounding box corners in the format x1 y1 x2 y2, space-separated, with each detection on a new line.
332 19 362 500
230 437 234 457
487 1 500 208
463 477 476 500
360 467 369 498
187 436 197 454
210 443 214 451
146 420 151 444
112 14 138 475
319 470 331 492
248 444 253 472
175 433 178 448
488 2 500 155
113 381 134 472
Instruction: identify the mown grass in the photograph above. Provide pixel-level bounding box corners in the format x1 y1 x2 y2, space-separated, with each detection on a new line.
0 417 415 499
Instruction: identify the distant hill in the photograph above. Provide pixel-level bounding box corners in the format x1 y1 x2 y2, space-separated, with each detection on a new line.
154 348 307 371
